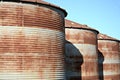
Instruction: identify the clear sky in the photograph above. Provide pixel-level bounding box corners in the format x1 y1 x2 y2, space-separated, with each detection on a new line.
45 0 120 40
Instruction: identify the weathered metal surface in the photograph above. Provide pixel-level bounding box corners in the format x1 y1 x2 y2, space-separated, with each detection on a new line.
119 43 120 77
119 43 120 53
98 33 120 80
0 1 66 80
65 19 99 80
0 0 67 17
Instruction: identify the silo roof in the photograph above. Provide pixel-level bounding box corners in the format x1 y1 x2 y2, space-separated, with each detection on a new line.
1 0 67 17
98 33 120 42
65 19 99 34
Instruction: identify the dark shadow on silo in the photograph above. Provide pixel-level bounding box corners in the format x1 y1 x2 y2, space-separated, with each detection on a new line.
65 40 83 80
98 50 104 80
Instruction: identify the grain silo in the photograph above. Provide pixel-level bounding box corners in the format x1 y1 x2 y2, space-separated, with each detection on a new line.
119 42 120 80
98 33 120 80
0 0 67 80
119 43 120 53
65 19 99 80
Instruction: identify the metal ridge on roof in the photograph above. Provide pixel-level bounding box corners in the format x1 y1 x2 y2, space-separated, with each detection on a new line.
0 0 67 17
98 33 120 42
65 19 99 34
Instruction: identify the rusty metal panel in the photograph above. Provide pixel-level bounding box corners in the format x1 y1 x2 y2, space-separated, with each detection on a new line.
119 41 120 79
119 43 120 53
21 0 36 2
0 2 66 80
65 20 99 80
0 2 65 31
0 0 67 17
98 34 120 80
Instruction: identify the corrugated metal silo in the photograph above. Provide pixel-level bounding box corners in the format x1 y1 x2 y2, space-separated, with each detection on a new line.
65 19 99 80
119 43 120 53
98 33 120 80
0 0 67 80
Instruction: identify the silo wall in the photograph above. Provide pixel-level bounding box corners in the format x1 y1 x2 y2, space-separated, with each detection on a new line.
0 1 67 80
119 43 120 77
65 20 99 80
98 34 120 80
119 43 120 59
119 43 120 53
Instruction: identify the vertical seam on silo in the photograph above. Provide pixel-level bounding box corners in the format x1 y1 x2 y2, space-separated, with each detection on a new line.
22 3 24 27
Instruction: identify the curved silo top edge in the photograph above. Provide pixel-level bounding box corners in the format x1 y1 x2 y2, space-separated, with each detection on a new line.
98 39 120 42
0 0 67 17
65 19 99 34
65 27 99 34
98 33 120 42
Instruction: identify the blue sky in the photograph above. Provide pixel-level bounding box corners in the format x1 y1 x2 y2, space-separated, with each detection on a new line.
45 0 120 40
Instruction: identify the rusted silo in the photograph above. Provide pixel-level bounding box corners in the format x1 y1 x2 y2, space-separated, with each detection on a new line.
98 33 120 80
119 43 120 53
0 0 67 80
65 19 99 80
